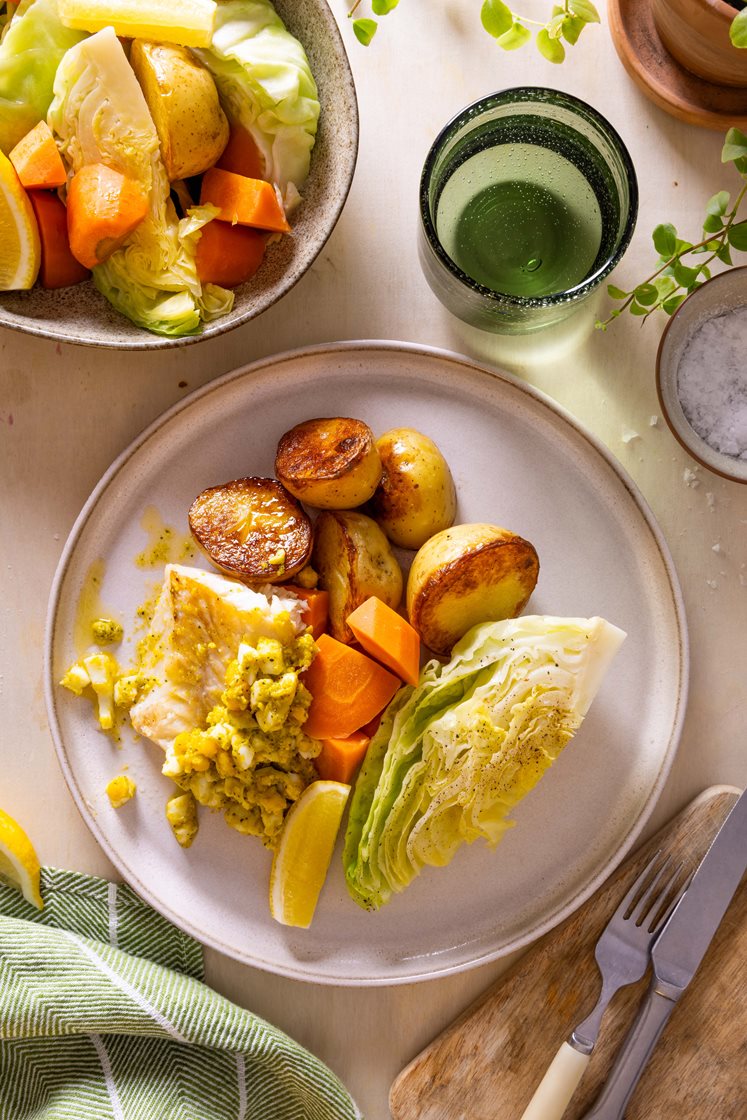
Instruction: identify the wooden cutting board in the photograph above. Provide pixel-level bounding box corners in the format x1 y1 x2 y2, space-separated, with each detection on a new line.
390 786 747 1120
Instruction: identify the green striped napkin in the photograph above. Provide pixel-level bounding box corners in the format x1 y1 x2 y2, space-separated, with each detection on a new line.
0 868 361 1120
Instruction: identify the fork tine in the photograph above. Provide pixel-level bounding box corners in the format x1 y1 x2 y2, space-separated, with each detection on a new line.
646 866 691 934
628 854 675 924
615 848 664 917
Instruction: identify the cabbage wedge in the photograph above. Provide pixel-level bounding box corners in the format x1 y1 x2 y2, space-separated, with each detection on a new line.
48 27 232 336
344 615 626 910
197 0 319 209
0 0 87 154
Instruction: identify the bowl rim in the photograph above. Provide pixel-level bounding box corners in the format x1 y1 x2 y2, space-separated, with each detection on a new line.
0 0 359 350
655 267 747 485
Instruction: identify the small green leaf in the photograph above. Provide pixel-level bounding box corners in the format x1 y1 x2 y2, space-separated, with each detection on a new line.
702 214 724 233
568 0 600 22
663 294 687 315
634 282 658 305
537 27 566 60
730 7 747 48
607 284 628 299
546 12 566 37
372 0 399 13
672 260 699 287
352 17 377 44
652 223 677 257
481 0 514 38
652 275 677 298
722 127 747 164
727 219 747 250
699 264 711 280
717 242 733 265
735 156 747 177
630 301 648 316
561 15 586 43
675 238 693 253
706 190 730 217
498 20 532 49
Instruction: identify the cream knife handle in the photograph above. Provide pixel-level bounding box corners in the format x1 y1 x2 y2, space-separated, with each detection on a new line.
519 1042 591 1120
580 986 677 1120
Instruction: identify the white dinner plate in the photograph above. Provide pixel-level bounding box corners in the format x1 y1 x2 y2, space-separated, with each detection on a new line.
45 342 688 985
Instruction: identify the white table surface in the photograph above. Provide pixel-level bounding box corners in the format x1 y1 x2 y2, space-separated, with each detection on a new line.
1 4 746 1118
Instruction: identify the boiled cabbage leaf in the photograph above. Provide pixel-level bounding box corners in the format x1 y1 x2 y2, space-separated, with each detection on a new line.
0 0 87 154
197 0 319 208
344 615 626 910
48 27 232 336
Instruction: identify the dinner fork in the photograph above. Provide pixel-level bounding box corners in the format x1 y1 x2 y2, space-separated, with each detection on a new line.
518 850 687 1120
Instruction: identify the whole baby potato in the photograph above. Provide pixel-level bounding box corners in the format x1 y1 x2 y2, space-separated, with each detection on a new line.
407 523 539 655
370 428 457 549
130 41 229 181
275 417 383 510
312 510 403 642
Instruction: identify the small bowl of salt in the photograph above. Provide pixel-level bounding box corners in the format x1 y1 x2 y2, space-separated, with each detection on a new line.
656 268 747 484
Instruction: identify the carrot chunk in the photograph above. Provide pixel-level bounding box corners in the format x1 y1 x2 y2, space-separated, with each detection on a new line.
195 219 267 287
303 633 401 741
346 596 421 687
9 121 67 190
28 191 90 289
313 730 371 785
284 585 329 640
66 163 149 269
200 167 290 233
217 123 266 180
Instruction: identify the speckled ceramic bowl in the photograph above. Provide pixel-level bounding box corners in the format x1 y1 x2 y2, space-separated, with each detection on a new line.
656 268 747 484
0 0 358 349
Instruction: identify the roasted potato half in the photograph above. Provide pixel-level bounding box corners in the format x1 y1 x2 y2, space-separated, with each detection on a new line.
189 477 313 584
130 41 229 181
407 523 539 655
275 417 382 509
312 511 403 642
370 427 457 549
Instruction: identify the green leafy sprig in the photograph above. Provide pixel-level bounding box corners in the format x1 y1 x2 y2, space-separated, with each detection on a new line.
597 128 747 330
480 0 599 63
348 0 600 56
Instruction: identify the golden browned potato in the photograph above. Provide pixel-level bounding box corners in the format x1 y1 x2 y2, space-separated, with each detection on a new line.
406 523 539 655
189 477 312 584
130 41 229 181
370 427 457 549
312 511 403 642
275 418 383 510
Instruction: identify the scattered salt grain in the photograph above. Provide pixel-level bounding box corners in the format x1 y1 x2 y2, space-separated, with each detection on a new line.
706 578 718 589
711 543 722 553
649 415 659 427
677 307 747 460
683 467 700 487
706 492 716 511
621 427 640 444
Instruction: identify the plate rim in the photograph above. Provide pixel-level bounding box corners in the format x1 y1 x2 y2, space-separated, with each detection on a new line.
44 339 690 985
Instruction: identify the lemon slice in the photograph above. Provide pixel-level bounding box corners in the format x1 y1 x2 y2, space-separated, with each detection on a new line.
0 807 43 910
269 780 350 928
0 150 41 291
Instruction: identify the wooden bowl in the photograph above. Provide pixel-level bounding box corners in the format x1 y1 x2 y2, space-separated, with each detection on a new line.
0 0 359 349
652 0 747 87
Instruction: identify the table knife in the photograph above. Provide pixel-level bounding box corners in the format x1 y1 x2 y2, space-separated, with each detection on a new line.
580 786 747 1120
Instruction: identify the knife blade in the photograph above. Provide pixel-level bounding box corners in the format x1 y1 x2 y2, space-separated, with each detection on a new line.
580 787 747 1120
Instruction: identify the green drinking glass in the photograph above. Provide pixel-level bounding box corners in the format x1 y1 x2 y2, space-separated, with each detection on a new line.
418 88 638 334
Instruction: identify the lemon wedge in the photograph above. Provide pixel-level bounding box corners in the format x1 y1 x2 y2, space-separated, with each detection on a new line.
0 807 43 910
0 150 41 291
269 780 350 928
